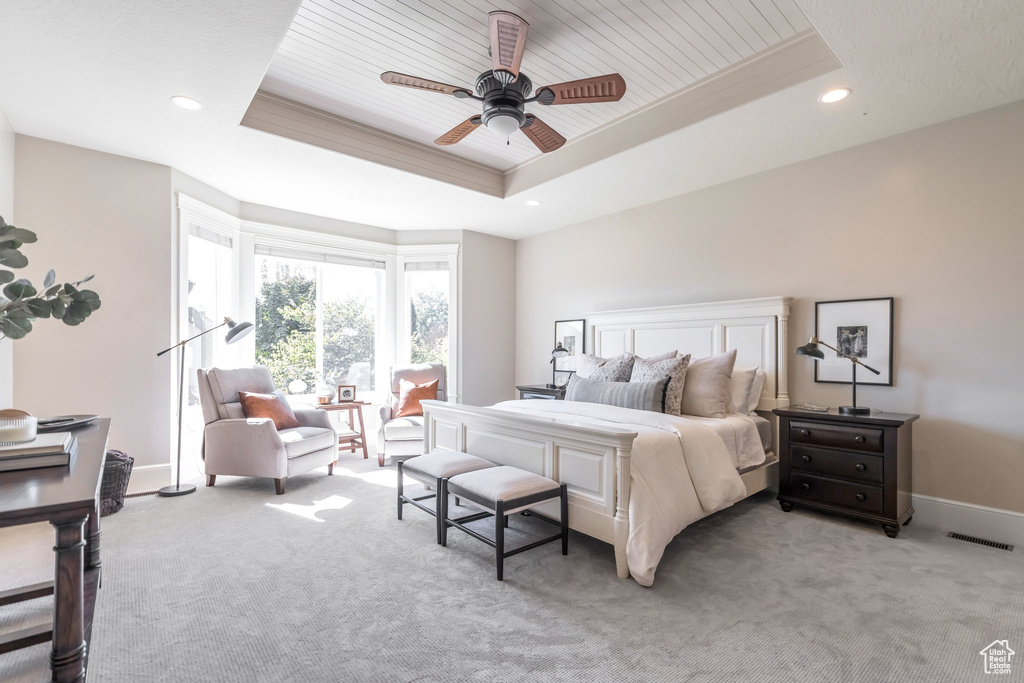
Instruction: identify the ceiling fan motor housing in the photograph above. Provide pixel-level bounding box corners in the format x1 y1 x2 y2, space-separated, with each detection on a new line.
477 70 532 131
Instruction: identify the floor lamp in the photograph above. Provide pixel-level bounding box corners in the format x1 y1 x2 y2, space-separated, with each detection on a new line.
156 317 253 497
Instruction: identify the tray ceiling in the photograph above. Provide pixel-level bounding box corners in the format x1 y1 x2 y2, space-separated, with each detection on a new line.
259 0 815 172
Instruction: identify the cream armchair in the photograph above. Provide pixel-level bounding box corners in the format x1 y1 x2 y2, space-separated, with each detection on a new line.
196 365 337 494
377 363 447 467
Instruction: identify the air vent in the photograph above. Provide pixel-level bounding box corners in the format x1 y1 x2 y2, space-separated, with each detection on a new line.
947 531 1013 551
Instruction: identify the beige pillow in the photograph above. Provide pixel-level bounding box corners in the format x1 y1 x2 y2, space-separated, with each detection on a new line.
642 350 677 363
630 354 691 416
728 367 759 414
747 369 766 413
680 349 738 418
575 353 636 382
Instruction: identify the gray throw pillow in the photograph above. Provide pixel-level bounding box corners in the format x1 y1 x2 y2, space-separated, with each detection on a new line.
565 374 668 413
575 353 636 382
630 354 691 416
679 349 737 418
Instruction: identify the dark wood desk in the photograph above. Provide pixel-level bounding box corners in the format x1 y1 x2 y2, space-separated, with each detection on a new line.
0 418 110 682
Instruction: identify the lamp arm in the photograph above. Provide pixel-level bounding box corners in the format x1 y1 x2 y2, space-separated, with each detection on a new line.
815 338 881 375
156 319 229 357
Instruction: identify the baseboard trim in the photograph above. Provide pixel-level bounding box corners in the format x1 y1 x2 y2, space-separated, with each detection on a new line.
912 494 1024 548
126 463 170 495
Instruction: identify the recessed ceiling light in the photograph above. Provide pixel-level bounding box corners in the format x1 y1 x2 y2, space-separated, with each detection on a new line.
171 95 202 111
525 200 541 206
818 88 851 104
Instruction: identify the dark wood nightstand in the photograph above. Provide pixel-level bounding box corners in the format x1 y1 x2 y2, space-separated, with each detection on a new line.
516 384 566 400
774 407 919 537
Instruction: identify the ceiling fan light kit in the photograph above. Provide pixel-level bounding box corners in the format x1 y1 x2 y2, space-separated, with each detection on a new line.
379 10 626 154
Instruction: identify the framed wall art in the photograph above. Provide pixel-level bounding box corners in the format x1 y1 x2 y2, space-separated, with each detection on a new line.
553 319 585 385
814 297 894 386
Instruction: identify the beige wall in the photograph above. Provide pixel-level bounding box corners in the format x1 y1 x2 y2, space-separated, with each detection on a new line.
14 136 174 470
0 106 14 408
516 100 1024 513
460 230 516 406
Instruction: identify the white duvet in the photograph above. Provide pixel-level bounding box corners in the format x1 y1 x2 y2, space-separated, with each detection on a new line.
493 400 749 586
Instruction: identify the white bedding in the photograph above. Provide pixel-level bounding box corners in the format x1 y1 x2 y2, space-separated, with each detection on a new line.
691 414 767 470
493 400 748 586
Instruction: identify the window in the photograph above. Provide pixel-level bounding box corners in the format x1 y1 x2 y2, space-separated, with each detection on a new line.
254 245 385 398
405 260 450 365
182 224 234 463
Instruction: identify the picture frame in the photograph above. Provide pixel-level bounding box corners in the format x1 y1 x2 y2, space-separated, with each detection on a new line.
553 319 585 385
337 384 357 402
814 297 894 386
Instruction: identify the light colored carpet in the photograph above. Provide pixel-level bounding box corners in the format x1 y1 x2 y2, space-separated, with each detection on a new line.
1 455 1021 683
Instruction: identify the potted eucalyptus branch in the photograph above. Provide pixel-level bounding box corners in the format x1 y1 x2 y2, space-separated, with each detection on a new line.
0 215 101 340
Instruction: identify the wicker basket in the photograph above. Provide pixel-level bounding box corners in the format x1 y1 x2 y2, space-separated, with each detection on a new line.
100 450 134 516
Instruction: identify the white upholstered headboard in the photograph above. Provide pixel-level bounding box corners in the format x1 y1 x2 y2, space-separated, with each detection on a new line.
587 297 792 411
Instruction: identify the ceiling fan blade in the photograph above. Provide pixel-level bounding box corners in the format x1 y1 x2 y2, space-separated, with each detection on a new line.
521 115 566 153
380 71 471 96
536 74 627 105
435 117 482 146
489 11 529 84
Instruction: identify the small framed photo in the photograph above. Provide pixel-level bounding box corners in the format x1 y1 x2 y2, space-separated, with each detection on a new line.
814 297 894 386
553 319 585 384
337 385 357 402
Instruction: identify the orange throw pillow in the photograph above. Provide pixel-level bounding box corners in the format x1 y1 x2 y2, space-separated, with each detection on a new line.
395 378 439 418
238 390 300 430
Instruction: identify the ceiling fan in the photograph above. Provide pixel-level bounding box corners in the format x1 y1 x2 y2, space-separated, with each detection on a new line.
380 10 626 154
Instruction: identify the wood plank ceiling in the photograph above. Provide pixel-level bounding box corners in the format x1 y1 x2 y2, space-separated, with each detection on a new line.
260 0 813 171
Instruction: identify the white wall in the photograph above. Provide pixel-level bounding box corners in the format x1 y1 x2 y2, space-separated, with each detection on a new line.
0 106 13 408
14 136 174 484
516 100 1024 514
460 230 516 406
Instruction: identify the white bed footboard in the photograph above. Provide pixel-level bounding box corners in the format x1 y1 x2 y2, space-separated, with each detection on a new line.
421 400 638 578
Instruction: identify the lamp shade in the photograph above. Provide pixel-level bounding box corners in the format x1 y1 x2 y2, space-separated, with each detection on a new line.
551 342 570 361
224 318 253 344
795 337 825 360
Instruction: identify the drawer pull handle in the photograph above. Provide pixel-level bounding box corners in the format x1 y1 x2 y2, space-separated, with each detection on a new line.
801 455 811 463
854 436 865 443
801 482 811 490
855 493 866 502
855 463 867 472
801 429 811 436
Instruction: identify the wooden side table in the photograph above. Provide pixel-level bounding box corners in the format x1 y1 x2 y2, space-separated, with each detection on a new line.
317 401 369 461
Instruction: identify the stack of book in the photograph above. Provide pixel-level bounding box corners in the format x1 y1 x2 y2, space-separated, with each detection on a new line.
0 432 77 472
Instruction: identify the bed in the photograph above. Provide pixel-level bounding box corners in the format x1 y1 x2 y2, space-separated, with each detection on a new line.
421 297 792 585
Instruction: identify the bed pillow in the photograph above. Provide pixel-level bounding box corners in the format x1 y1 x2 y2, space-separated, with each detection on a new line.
575 353 636 382
642 350 677 363
238 389 300 430
747 369 766 414
565 374 667 413
680 349 737 418
728 367 759 415
630 353 691 416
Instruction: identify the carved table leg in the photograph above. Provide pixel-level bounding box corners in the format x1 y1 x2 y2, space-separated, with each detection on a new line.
882 524 900 538
85 505 101 572
50 518 87 683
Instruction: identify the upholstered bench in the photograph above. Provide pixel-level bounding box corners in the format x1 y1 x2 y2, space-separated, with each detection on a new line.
398 450 496 544
442 466 568 581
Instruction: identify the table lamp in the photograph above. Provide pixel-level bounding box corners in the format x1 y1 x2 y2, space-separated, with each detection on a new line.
795 336 881 415
549 342 570 389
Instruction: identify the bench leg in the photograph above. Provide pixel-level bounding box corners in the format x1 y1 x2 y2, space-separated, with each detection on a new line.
454 496 460 507
396 462 404 520
503 514 509 529
560 484 569 556
439 480 450 547
434 477 444 545
495 500 505 581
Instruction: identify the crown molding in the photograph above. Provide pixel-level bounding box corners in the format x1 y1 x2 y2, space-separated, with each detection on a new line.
241 31 840 199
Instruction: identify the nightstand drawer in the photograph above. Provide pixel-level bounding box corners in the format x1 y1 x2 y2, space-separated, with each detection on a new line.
790 421 883 453
789 473 883 515
790 446 883 484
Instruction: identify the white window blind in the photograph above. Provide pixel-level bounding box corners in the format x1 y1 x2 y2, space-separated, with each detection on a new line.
189 224 232 248
404 260 450 272
255 243 385 270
